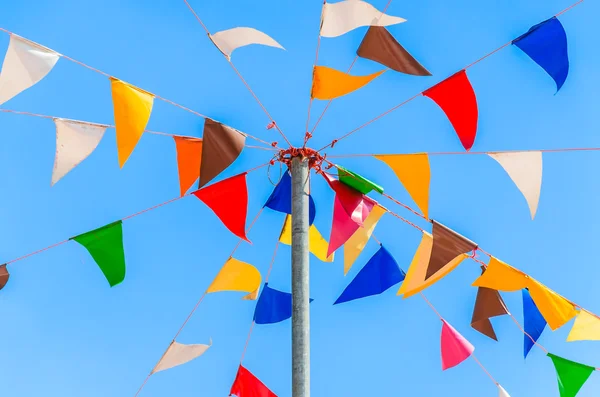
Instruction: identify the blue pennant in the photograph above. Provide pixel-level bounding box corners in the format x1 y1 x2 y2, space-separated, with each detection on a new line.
264 170 316 225
523 288 547 358
254 283 313 325
334 245 405 305
512 17 569 92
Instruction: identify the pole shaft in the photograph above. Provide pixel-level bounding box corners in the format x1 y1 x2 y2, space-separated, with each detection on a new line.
291 157 310 397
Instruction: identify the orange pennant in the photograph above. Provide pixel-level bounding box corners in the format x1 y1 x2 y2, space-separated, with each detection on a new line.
173 136 203 196
311 66 385 100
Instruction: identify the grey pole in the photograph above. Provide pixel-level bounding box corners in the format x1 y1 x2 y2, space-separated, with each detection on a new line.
291 156 310 397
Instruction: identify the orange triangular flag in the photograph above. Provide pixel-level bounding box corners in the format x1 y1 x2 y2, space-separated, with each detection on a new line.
311 66 385 100
173 136 203 196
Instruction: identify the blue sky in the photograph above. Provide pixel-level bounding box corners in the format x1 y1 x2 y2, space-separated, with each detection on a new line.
0 0 599 396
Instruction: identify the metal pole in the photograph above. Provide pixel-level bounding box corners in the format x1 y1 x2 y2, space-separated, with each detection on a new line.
291 156 310 397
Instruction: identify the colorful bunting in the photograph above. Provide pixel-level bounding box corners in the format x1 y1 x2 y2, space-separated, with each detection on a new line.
320 0 406 38
230 365 277 397
209 27 284 59
280 215 333 262
310 66 385 100
498 385 511 397
199 118 245 188
0 35 60 105
423 70 478 151
0 264 9 291
52 119 106 186
334 245 404 305
71 221 126 287
264 170 316 226
337 165 384 194
173 136 203 196
512 17 569 92
426 221 477 280
548 353 594 397
193 173 249 242
357 26 431 76
344 204 386 275
206 257 261 300
471 266 509 341
441 319 474 371
567 310 600 342
326 174 376 226
254 283 313 325
471 257 527 292
328 196 360 257
523 288 546 358
152 340 212 374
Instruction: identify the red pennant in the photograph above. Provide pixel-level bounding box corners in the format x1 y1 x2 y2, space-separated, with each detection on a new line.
328 196 361 257
441 319 474 370
230 365 277 397
423 70 478 151
324 173 376 226
193 173 250 242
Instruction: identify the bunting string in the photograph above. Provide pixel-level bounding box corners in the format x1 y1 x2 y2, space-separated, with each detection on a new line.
326 146 600 157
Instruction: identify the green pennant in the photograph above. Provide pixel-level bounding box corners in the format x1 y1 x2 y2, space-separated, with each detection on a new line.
548 353 595 397
71 220 126 287
337 165 384 195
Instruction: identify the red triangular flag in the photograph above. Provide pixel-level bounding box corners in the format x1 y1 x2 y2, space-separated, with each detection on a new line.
441 319 474 370
324 173 376 226
423 70 478 151
328 195 361 257
193 173 250 242
230 365 277 397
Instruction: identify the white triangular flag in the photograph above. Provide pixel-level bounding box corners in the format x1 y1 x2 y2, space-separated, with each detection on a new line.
152 339 212 374
52 119 107 185
498 385 511 397
489 151 542 219
320 0 406 38
209 27 284 59
0 35 60 105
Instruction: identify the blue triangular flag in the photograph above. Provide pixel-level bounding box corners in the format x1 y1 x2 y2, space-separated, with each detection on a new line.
264 170 316 225
523 288 547 358
334 245 404 305
512 16 569 92
254 283 313 325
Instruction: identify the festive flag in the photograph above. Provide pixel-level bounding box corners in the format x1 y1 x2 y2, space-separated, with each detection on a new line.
199 118 245 188
320 0 406 38
523 288 547 358
337 165 384 194
375 153 430 219
325 173 376 226
71 221 126 287
423 70 478 151
264 170 316 225
567 310 600 342
441 319 474 371
357 26 431 76
528 279 577 331
328 196 360 257
471 257 528 291
230 365 277 397
110 77 154 168
209 27 284 59
344 205 386 275
311 66 385 100
471 266 509 341
0 35 60 105
426 221 477 280
0 264 9 291
498 385 511 397
488 151 543 220
173 136 203 196
254 283 313 325
512 17 569 92
207 258 261 300
52 119 106 186
193 173 249 242
279 215 333 262
152 340 212 373
548 353 594 397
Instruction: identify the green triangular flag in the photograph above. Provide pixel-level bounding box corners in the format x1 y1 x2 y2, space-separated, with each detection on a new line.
337 165 384 195
71 220 126 287
548 353 595 397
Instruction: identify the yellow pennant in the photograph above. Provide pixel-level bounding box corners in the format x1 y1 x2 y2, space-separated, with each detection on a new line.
280 215 333 262
344 205 386 275
206 257 262 300
567 310 600 342
375 153 431 219
471 257 528 291
110 77 154 168
310 66 385 100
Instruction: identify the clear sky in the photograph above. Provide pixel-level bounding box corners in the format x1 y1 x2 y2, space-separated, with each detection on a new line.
0 0 599 396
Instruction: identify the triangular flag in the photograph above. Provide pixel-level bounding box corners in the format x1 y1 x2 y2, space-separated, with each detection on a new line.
110 77 154 168
199 118 245 188
173 136 203 196
207 258 261 300
71 220 126 287
0 264 10 291
344 204 386 275
279 215 333 262
423 70 478 151
230 365 277 397
471 256 529 292
527 279 577 331
328 196 361 257
311 66 385 100
254 283 314 325
548 353 594 397
52 119 106 186
441 319 474 370
152 339 212 373
488 151 543 219
0 35 60 105
320 0 406 38
337 165 384 194
264 170 316 225
498 385 511 397
325 173 376 226
512 17 569 92
357 26 431 76
209 27 284 59
426 221 477 280
193 173 249 242
471 266 509 341
567 310 600 342
523 288 547 358
375 153 430 219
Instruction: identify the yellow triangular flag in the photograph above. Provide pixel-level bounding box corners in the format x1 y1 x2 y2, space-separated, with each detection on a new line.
471 256 528 291
344 205 386 275
567 310 600 342
110 77 154 168
206 257 262 300
375 153 431 219
311 66 385 100
280 215 333 262
527 279 577 331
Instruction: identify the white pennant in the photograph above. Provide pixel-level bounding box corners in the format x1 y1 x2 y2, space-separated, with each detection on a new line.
0 35 60 105
152 339 212 374
488 151 543 219
52 119 107 186
498 385 511 397
209 27 284 59
320 0 406 38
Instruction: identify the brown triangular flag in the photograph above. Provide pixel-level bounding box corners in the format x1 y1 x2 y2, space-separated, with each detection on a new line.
471 266 509 340
199 118 246 188
0 264 10 291
357 26 431 76
425 221 477 280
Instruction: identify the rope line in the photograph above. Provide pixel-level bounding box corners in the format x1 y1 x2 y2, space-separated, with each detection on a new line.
326 146 600 157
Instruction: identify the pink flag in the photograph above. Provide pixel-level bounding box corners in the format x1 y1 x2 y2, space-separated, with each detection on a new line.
328 196 361 257
324 173 376 225
441 319 474 370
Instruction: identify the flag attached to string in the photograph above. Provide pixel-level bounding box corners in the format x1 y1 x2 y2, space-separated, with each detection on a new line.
471 266 509 341
337 165 383 194
173 136 203 196
0 264 10 291
254 283 313 325
264 170 316 225
280 215 333 262
311 66 385 100
344 204 386 275
207 258 261 300
523 288 546 358
498 385 511 397
441 319 474 371
209 27 284 59
230 365 277 397
152 339 212 374
567 310 600 342
547 353 594 397
199 118 245 188
426 221 477 280
320 0 406 38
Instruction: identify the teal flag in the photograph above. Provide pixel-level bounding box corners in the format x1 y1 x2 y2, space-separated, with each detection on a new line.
337 165 384 195
548 353 594 397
